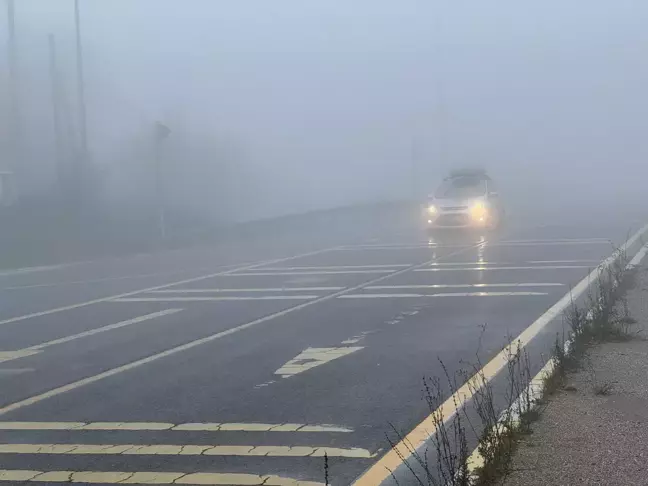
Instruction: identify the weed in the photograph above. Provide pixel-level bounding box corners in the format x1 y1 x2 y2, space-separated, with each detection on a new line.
593 382 613 396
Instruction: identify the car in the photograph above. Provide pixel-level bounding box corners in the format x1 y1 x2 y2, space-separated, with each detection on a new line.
424 169 504 229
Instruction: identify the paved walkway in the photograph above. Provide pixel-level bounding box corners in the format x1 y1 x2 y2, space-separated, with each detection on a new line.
502 264 648 486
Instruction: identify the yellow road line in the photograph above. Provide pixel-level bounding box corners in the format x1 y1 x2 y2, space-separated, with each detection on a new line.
0 421 353 432
353 223 648 485
0 443 373 458
0 469 324 485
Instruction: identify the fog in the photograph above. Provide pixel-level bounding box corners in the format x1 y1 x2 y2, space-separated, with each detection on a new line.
2 0 648 224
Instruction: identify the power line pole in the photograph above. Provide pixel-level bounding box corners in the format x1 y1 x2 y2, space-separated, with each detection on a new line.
48 33 65 194
74 0 88 164
7 0 19 169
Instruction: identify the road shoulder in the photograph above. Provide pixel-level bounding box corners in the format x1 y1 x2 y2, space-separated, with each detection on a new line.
501 264 648 486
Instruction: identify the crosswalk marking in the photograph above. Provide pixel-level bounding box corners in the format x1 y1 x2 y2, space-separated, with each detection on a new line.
0 421 353 433
0 470 325 485
112 295 319 302
0 443 374 457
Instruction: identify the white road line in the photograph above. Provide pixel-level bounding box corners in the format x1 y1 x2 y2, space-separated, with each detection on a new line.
275 347 364 378
501 238 611 243
338 292 547 299
0 421 353 432
0 469 325 485
0 310 183 364
353 222 648 485
0 246 339 327
628 244 648 267
414 265 591 272
112 296 320 302
251 264 411 270
148 287 344 293
0 443 374 458
225 270 392 276
0 238 490 417
366 283 564 290
0 270 199 291
429 260 598 266
30 309 182 351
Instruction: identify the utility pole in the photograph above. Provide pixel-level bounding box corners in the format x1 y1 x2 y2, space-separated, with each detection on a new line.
48 34 65 195
154 122 171 240
7 0 19 168
74 0 88 190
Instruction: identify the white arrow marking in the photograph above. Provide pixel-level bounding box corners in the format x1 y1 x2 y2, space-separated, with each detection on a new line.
275 347 364 378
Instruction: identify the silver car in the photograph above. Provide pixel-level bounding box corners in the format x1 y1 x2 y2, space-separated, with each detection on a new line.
424 170 504 229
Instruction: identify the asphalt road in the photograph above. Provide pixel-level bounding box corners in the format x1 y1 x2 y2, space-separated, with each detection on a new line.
0 205 645 485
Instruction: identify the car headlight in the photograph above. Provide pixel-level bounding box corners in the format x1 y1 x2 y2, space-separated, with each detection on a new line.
427 205 438 215
470 201 488 220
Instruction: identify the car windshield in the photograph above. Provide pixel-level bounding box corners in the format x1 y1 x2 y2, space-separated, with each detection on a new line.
435 176 487 199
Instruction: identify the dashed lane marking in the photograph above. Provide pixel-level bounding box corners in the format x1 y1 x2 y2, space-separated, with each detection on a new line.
366 283 563 290
0 470 325 485
0 421 353 432
338 292 548 299
414 265 590 272
112 296 320 302
275 347 364 378
0 443 374 458
148 287 344 293
0 246 339 327
0 310 182 364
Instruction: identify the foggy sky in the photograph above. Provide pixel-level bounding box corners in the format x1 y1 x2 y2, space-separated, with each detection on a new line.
2 1 647 221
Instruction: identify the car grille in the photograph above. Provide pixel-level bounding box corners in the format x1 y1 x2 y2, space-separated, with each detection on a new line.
436 214 470 226
441 206 468 211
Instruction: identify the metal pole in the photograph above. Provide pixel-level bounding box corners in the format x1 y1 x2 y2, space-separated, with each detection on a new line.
7 0 19 170
48 34 65 194
74 0 88 161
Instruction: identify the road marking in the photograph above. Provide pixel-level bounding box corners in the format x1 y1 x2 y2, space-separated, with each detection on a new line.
0 270 200 291
0 421 352 432
501 238 611 243
0 239 491 416
338 292 547 299
0 310 182 364
275 347 364 378
353 222 648 485
226 270 392 276
429 260 598 266
149 287 344 293
251 264 411 271
112 296 320 302
0 246 339 327
0 443 374 458
414 265 591 272
0 369 34 376
0 469 325 485
366 283 563 290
